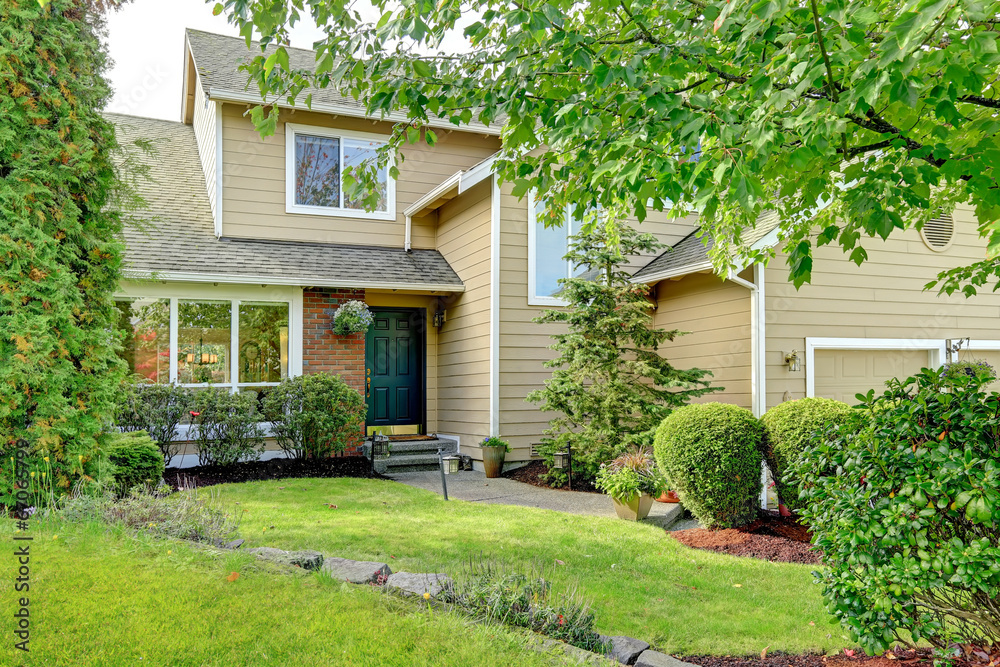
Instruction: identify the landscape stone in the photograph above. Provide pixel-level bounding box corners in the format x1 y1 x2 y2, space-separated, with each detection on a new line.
537 638 615 666
598 635 650 665
224 539 244 549
245 547 324 570
635 650 698 667
385 572 453 597
321 557 392 584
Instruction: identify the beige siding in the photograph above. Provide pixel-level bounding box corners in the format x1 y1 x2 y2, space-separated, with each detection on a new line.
765 204 1000 407
497 183 701 459
436 180 492 451
219 105 499 246
364 292 440 433
191 75 217 219
652 272 753 409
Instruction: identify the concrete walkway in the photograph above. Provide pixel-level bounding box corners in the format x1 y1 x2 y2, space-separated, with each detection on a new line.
390 469 685 529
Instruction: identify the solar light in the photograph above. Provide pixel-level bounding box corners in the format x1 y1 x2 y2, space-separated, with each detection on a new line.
553 451 570 469
442 456 460 475
371 434 390 460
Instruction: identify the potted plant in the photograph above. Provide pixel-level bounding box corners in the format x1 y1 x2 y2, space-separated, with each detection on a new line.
330 300 373 335
479 436 510 478
595 448 668 521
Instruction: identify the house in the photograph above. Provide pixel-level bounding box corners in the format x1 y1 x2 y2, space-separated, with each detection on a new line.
112 28 1000 469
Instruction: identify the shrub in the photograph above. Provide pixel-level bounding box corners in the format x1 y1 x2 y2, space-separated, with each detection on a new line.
443 560 605 652
595 447 667 500
793 367 1000 654
760 398 853 512
107 431 165 493
261 373 365 459
654 403 763 528
191 389 265 467
115 381 190 466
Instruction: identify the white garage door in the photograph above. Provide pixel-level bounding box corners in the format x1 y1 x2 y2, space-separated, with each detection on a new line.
813 348 932 403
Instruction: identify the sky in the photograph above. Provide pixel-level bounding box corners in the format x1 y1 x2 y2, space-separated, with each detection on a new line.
103 0 328 121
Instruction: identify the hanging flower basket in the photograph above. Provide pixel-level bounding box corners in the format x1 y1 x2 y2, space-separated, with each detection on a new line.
330 300 373 335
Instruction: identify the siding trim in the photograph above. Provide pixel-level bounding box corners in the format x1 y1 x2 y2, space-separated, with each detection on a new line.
490 173 501 436
214 101 223 237
122 270 465 293
804 337 948 397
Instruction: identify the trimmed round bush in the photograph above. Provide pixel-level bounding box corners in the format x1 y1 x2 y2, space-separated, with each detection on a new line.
107 431 165 493
760 398 853 511
654 403 763 528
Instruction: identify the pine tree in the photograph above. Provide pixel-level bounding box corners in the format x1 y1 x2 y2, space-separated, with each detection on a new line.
0 0 127 499
527 219 718 485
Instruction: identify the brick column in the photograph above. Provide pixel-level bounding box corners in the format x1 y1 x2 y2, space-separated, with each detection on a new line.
302 288 367 454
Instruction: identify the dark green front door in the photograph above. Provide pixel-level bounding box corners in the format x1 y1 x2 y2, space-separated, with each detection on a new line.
365 309 424 433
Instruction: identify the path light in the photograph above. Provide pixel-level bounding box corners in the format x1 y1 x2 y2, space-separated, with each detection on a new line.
368 433 390 476
552 445 574 490
442 455 460 475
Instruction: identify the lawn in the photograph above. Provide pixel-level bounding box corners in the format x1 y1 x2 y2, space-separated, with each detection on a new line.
0 518 578 667
215 477 844 656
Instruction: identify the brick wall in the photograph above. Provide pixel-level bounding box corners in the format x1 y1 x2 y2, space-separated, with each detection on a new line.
302 287 367 454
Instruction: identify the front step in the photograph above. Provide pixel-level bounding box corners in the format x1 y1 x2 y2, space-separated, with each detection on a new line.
371 438 458 473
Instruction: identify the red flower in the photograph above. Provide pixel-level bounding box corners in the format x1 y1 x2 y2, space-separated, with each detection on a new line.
190 411 200 417
558 615 564 626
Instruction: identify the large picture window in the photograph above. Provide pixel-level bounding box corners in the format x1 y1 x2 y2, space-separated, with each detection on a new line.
286 123 394 220
115 293 293 391
527 195 592 306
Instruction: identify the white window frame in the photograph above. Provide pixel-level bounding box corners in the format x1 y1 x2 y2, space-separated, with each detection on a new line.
115 282 304 392
804 337 947 398
285 122 396 221
527 191 586 307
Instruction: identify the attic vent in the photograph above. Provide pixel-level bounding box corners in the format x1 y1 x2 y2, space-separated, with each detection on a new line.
921 212 955 252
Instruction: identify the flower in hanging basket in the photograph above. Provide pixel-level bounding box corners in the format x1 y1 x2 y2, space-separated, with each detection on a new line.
330 300 373 335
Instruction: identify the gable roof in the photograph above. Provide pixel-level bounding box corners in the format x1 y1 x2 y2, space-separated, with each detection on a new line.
632 212 781 284
184 29 499 136
110 113 464 292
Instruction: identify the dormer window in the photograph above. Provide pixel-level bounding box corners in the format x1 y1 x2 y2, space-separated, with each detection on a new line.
285 123 395 220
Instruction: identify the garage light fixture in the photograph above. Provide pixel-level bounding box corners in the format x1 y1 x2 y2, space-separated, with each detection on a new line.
784 350 801 372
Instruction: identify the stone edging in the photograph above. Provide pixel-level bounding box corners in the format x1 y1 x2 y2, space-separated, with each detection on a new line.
220 541 698 667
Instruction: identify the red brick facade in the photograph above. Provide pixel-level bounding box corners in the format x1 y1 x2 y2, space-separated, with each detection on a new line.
303 288 367 454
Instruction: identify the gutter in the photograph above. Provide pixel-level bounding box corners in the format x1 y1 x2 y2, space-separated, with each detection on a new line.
122 270 465 293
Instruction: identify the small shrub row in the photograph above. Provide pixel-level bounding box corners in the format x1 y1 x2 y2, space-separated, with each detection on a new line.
261 373 366 460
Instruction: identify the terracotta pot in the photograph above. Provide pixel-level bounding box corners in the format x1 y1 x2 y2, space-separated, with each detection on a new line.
655 490 681 504
612 493 655 521
481 445 506 478
778 503 792 517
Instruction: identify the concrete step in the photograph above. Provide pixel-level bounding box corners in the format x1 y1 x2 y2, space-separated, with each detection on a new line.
373 438 458 473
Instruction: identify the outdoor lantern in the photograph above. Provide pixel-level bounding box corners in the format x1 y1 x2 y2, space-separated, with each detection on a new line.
784 350 801 372
442 455 460 475
371 434 390 460
433 310 446 328
553 451 570 469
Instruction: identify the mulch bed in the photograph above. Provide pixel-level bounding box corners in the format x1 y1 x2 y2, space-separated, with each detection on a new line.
502 460 601 494
682 648 938 667
670 510 821 565
163 456 383 490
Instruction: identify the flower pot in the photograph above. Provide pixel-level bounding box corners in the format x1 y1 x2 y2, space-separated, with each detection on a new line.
655 490 680 503
481 445 506 478
612 493 655 521
778 503 792 517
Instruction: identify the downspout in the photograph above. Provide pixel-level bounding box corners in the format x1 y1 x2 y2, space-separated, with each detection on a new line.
489 174 501 436
727 266 768 509
404 215 412 253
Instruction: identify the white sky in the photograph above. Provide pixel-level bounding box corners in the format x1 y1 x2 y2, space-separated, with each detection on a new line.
103 0 327 120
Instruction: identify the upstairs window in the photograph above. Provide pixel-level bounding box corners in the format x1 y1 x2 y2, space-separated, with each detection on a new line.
285 123 394 220
527 194 593 306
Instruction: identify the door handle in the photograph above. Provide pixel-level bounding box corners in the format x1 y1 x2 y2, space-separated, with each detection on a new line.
366 376 371 397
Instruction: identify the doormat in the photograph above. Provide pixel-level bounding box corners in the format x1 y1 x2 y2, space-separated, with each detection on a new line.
385 434 436 441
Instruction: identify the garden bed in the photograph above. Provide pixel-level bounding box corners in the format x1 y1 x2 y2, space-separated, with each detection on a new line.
670 510 820 564
683 648 937 667
164 455 382 489
502 460 601 493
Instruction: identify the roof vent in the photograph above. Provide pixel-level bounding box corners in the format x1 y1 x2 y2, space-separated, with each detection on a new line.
921 212 954 252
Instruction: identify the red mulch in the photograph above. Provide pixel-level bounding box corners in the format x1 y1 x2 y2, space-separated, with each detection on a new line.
502 460 601 493
682 648 937 667
670 510 821 564
163 456 383 490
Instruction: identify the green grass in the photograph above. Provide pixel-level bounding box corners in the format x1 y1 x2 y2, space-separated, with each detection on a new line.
215 477 846 656
0 518 576 667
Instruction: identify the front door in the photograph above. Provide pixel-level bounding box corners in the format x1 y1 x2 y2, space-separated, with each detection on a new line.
365 308 424 434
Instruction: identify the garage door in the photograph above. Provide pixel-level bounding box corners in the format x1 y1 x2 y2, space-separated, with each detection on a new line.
813 349 932 403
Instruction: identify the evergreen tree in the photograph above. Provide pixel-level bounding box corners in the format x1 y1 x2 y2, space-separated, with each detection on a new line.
0 0 127 499
527 219 718 485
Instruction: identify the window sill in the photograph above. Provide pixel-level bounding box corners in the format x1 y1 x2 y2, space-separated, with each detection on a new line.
528 295 570 307
285 203 395 221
